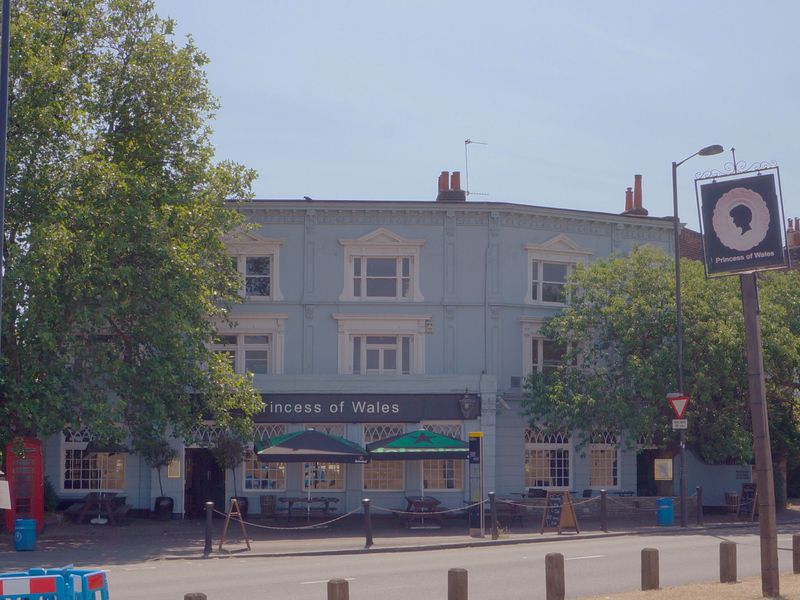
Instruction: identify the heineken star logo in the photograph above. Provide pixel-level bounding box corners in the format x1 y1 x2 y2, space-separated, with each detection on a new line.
413 432 432 444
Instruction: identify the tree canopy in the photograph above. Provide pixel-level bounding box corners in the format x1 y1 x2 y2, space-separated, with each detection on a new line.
522 245 800 465
0 0 262 449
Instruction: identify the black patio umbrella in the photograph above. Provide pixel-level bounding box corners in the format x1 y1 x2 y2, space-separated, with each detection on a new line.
257 429 369 518
256 429 369 464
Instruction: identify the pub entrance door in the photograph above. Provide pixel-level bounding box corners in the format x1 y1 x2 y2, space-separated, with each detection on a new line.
184 448 224 518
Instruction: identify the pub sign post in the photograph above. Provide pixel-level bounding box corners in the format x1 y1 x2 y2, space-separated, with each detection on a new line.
696 165 787 597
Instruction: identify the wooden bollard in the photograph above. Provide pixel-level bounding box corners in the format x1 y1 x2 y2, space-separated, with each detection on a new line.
328 578 349 600
641 548 659 591
448 568 468 600
184 594 207 600
720 541 737 583
793 534 800 574
545 553 565 600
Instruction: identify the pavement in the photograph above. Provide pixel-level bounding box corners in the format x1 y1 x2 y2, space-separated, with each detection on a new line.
2 505 800 571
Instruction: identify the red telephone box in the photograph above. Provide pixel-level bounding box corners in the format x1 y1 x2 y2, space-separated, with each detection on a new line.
4 438 44 533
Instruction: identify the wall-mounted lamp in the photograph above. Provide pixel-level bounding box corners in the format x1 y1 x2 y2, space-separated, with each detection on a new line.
458 389 478 419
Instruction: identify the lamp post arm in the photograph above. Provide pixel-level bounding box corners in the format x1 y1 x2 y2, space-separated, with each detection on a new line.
674 151 699 171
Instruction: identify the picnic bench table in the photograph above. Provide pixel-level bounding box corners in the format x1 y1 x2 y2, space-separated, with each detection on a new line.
399 495 443 528
64 492 131 525
278 496 339 521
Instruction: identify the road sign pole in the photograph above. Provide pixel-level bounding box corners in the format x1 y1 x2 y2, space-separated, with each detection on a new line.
667 394 689 527
741 273 779 597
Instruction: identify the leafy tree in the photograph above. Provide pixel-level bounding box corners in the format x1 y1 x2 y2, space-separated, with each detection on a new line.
210 431 246 498
522 245 800 466
0 0 262 447
136 436 178 498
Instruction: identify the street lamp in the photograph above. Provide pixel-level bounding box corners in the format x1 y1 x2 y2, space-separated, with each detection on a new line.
671 143 723 527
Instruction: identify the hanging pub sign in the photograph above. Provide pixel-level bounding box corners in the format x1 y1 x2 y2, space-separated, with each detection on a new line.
697 168 789 277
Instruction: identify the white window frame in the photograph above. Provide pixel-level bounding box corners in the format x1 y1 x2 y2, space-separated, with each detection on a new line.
243 424 287 492
362 424 405 491
339 228 425 302
524 428 572 491
421 422 464 492
61 429 126 493
223 229 284 301
333 314 429 375
521 318 578 379
524 234 591 305
588 432 621 490
300 423 347 492
211 315 287 375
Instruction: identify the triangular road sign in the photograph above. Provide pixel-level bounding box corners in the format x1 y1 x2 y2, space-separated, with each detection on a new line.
667 395 689 419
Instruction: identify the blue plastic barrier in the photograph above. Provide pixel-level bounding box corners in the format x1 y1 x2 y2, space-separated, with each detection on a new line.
13 519 36 551
0 568 108 600
657 497 674 526
0 573 67 600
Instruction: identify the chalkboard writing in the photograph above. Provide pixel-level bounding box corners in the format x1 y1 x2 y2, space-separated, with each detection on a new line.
539 491 579 534
542 493 564 528
738 483 757 520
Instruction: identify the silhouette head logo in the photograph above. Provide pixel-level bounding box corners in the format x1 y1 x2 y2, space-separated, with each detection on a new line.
729 204 753 234
711 187 770 251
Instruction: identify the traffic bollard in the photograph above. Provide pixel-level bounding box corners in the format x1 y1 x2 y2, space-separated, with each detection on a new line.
203 501 213 558
641 548 659 590
328 578 349 600
720 541 737 583
362 498 373 549
448 568 468 600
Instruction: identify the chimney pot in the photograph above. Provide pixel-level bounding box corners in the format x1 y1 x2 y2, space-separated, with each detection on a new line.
451 171 461 191
633 174 643 209
795 217 799 231
790 218 795 232
438 171 450 192
625 187 633 212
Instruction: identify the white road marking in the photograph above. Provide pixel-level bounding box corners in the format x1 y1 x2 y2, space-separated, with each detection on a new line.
121 566 158 571
300 578 355 585
565 554 605 561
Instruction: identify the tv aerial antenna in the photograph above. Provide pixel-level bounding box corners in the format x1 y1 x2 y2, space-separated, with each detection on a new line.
464 139 488 196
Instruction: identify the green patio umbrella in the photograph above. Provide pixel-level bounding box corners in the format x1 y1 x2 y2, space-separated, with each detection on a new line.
367 429 469 499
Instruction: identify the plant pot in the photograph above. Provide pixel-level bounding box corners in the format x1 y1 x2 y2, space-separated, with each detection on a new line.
153 496 174 520
231 496 248 518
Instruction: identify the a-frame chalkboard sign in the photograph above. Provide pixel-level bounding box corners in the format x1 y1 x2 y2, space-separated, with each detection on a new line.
540 491 580 534
738 482 757 521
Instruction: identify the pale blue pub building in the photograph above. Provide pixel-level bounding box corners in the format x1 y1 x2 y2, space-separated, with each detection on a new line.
45 172 684 518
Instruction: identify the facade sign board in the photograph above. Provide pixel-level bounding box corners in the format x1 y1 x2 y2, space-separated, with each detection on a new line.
697 170 788 276
255 393 481 423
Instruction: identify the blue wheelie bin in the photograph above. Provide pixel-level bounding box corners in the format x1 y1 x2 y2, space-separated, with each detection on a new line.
13 518 37 551
657 497 674 526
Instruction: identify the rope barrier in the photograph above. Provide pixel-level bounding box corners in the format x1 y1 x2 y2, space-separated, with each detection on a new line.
211 507 362 530
371 500 484 517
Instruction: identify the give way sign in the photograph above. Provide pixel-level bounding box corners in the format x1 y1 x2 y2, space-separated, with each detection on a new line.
667 394 689 419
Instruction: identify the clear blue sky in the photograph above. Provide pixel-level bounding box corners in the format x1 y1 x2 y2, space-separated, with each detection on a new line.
153 0 799 230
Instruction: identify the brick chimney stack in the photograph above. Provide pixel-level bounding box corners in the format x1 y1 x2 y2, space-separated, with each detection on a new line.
436 170 467 202
789 217 800 248
622 174 648 216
